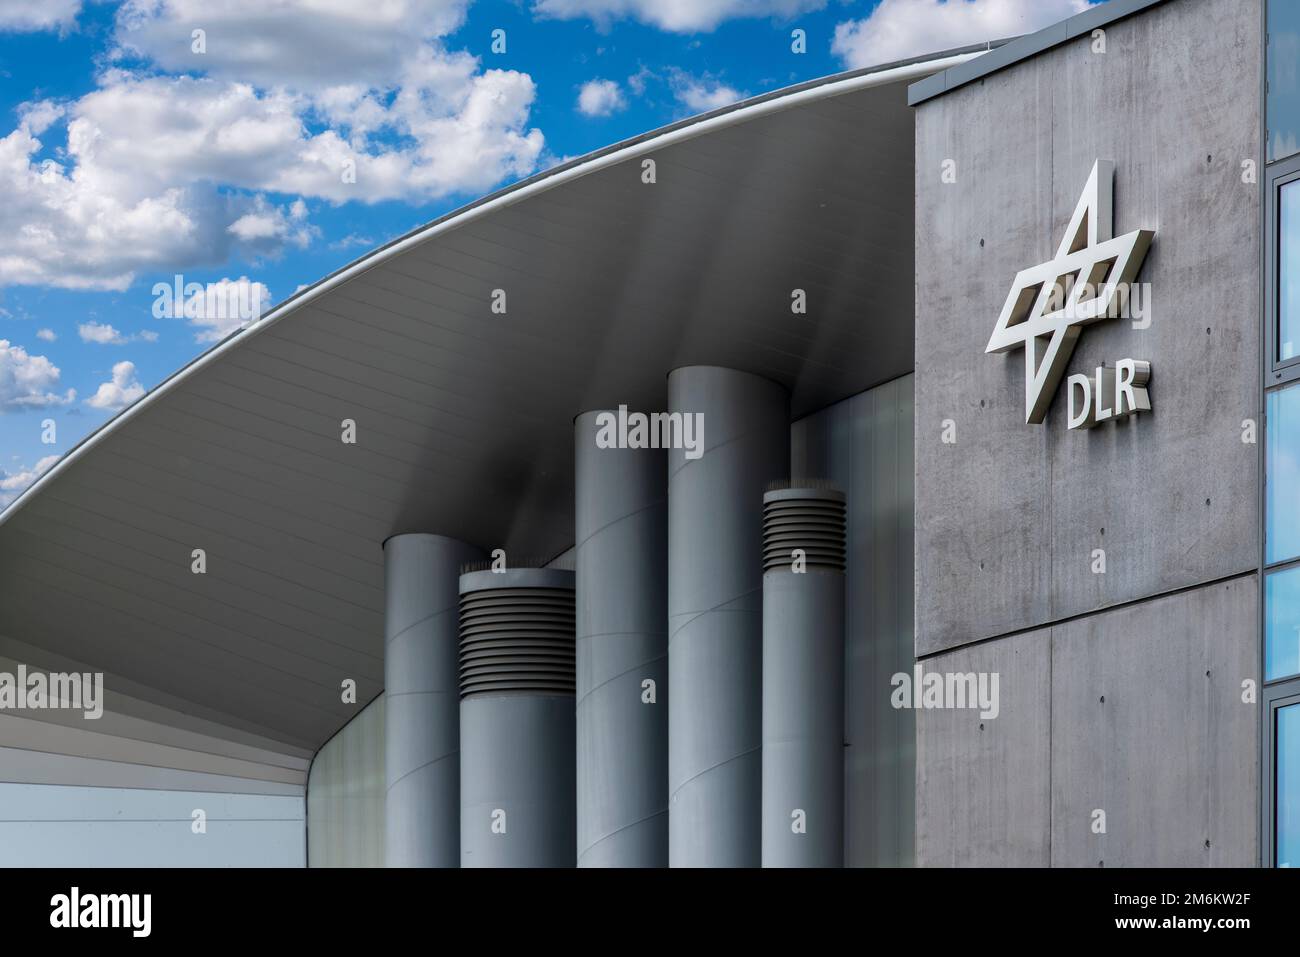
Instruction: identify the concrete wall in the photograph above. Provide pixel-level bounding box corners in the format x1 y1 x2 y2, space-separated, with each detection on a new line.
917 577 1257 866
793 374 915 867
913 0 1261 865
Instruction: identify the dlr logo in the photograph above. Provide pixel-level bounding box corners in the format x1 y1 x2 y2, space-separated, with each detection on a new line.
1066 358 1151 430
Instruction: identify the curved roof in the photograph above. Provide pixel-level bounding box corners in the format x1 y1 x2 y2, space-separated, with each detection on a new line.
0 45 990 752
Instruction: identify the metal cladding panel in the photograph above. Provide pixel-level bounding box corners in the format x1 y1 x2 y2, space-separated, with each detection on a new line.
574 411 668 868
667 366 789 867
383 534 483 868
459 694 576 867
762 485 846 867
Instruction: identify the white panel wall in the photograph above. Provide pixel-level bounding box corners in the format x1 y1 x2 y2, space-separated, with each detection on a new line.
0 648 310 867
0 781 303 867
306 694 384 867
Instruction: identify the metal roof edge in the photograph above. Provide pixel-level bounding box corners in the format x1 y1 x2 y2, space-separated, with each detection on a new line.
908 0 1174 106
0 44 988 529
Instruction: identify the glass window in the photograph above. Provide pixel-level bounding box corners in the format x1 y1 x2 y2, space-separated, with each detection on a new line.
1279 704 1300 867
1267 384 1300 563
1270 1 1300 163
1282 182 1300 363
1268 567 1300 681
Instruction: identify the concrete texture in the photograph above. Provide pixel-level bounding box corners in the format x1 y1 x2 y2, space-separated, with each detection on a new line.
791 375 915 866
913 0 1262 654
915 629 1052 867
667 366 789 867
916 576 1258 867
1050 576 1258 867
574 411 668 868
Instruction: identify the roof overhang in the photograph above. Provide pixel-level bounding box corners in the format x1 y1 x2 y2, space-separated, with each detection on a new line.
0 45 990 753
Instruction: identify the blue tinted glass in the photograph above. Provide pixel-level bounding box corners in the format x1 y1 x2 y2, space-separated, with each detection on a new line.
1270 2 1300 162
1278 705 1300 867
1268 567 1300 681
1282 183 1300 363
1267 385 1300 563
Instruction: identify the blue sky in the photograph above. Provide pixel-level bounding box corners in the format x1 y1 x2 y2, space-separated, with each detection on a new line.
0 0 1089 507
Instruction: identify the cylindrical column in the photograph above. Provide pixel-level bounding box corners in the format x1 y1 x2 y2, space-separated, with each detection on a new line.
574 410 668 867
667 365 789 867
459 567 576 867
383 533 484 868
761 486 846 867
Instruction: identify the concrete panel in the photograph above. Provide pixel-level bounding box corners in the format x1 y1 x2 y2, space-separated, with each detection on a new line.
915 630 1052 867
914 0 1261 655
917 576 1259 867
791 374 915 866
1050 576 1258 867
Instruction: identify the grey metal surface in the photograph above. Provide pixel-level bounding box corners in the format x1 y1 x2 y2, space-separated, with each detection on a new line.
912 0 1261 656
667 366 789 867
458 570 576 697
574 411 667 868
308 693 385 867
458 568 576 867
383 533 482 867
0 57 935 754
761 487 845 867
790 375 915 867
459 694 576 867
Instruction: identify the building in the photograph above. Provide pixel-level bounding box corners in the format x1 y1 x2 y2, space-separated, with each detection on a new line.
0 0 1290 868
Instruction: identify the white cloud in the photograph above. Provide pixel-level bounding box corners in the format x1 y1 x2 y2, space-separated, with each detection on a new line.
77 321 157 345
329 234 375 251
0 454 60 509
85 360 145 411
627 65 655 97
114 0 470 93
35 328 56 342
0 340 75 409
228 196 316 250
832 0 1093 69
670 71 745 113
534 0 826 33
157 276 274 343
577 79 627 117
78 322 124 344
0 0 80 32
0 0 546 291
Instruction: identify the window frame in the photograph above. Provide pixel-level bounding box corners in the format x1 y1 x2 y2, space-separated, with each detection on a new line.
1265 155 1300 384
1264 689 1300 867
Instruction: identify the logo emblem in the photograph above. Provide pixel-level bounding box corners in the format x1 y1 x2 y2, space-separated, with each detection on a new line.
986 160 1154 424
